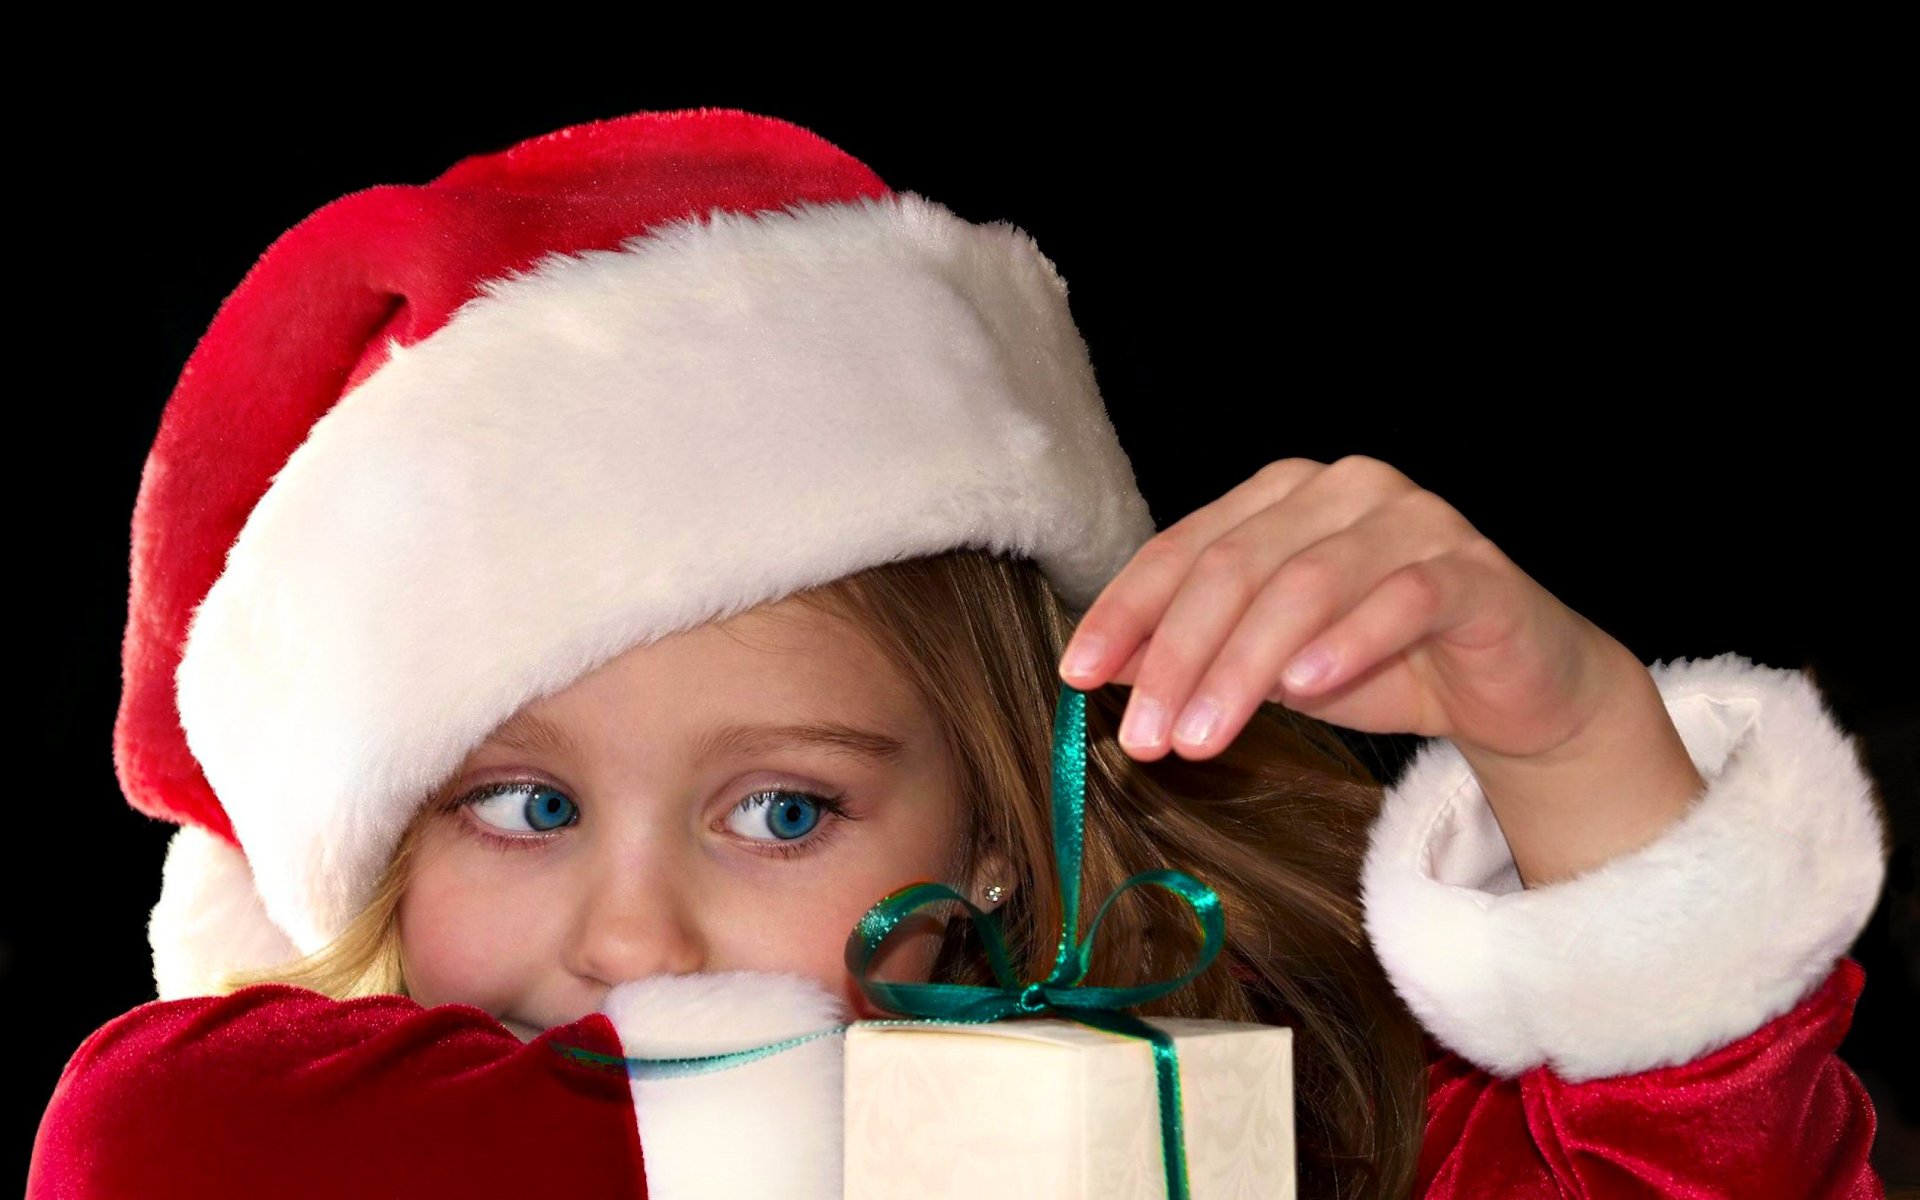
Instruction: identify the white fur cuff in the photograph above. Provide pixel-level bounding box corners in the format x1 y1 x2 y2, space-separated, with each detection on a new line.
1360 651 1887 1082
598 971 850 1200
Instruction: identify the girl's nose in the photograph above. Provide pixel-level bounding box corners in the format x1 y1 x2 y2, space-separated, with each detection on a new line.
568 858 708 985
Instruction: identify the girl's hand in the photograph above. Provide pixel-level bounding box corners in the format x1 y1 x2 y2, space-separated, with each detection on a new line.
1059 456 1633 763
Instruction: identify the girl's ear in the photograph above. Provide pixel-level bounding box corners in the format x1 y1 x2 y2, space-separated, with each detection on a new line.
967 844 1016 909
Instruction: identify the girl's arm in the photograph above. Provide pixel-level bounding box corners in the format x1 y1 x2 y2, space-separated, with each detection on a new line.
1417 958 1878 1199
1362 652 1888 1197
27 972 846 1200
1449 635 1710 889
26 984 651 1199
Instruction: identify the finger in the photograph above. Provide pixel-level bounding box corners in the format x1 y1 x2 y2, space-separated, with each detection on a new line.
1116 473 1446 759
1265 553 1492 739
1113 560 1257 760
1103 637 1150 688
1107 466 1437 760
1165 500 1465 757
1057 459 1325 690
1061 456 1415 691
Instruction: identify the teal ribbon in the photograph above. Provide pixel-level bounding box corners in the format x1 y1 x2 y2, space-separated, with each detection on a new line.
550 682 1227 1200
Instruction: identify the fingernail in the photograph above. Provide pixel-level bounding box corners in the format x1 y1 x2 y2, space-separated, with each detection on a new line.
1174 696 1221 745
1284 648 1334 689
1119 694 1168 749
1062 636 1105 680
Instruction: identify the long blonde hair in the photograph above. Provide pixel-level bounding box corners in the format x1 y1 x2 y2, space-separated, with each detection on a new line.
219 546 1430 1200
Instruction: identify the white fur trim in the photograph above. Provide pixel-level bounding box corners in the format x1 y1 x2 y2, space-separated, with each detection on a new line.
171 189 1156 956
1361 651 1888 1082
147 823 300 1001
598 971 848 1200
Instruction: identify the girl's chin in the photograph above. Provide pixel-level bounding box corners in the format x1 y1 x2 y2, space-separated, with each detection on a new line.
500 1017 544 1043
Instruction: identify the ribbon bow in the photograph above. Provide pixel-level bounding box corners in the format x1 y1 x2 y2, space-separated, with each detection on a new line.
844 682 1227 1200
551 682 1227 1200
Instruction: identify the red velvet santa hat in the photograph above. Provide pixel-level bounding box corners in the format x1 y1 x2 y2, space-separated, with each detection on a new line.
122 107 1157 1000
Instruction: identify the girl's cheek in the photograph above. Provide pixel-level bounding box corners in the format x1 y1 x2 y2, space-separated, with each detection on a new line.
398 853 539 1007
398 884 472 1003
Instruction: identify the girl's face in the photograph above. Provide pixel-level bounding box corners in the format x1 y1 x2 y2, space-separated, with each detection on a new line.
398 594 993 1041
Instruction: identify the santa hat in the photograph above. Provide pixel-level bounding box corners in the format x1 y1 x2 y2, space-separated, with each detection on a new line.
122 107 1157 1000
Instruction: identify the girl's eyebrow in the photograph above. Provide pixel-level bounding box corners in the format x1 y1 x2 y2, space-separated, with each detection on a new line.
483 710 578 757
694 720 908 766
482 710 907 766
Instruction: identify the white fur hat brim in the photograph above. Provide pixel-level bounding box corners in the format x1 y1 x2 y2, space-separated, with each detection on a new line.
163 190 1155 966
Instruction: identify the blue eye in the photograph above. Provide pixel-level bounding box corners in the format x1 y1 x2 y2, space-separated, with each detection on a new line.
464 783 578 834
726 791 829 842
453 781 850 855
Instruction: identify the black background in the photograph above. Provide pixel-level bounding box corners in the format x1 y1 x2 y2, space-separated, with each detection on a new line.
17 65 1915 1189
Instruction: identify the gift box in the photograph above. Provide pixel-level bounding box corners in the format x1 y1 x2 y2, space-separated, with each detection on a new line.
843 1015 1294 1199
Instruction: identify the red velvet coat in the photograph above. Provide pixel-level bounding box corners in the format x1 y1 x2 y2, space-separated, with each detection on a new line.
26 958 1882 1198
28 654 1892 1198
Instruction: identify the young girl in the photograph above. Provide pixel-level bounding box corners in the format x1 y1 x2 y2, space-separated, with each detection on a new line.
28 108 1890 1200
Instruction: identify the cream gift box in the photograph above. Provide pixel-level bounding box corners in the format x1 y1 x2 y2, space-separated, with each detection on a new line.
843 1016 1294 1200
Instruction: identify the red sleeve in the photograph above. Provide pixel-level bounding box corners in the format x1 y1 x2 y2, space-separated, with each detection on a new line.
1413 957 1884 1199
26 982 650 1199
